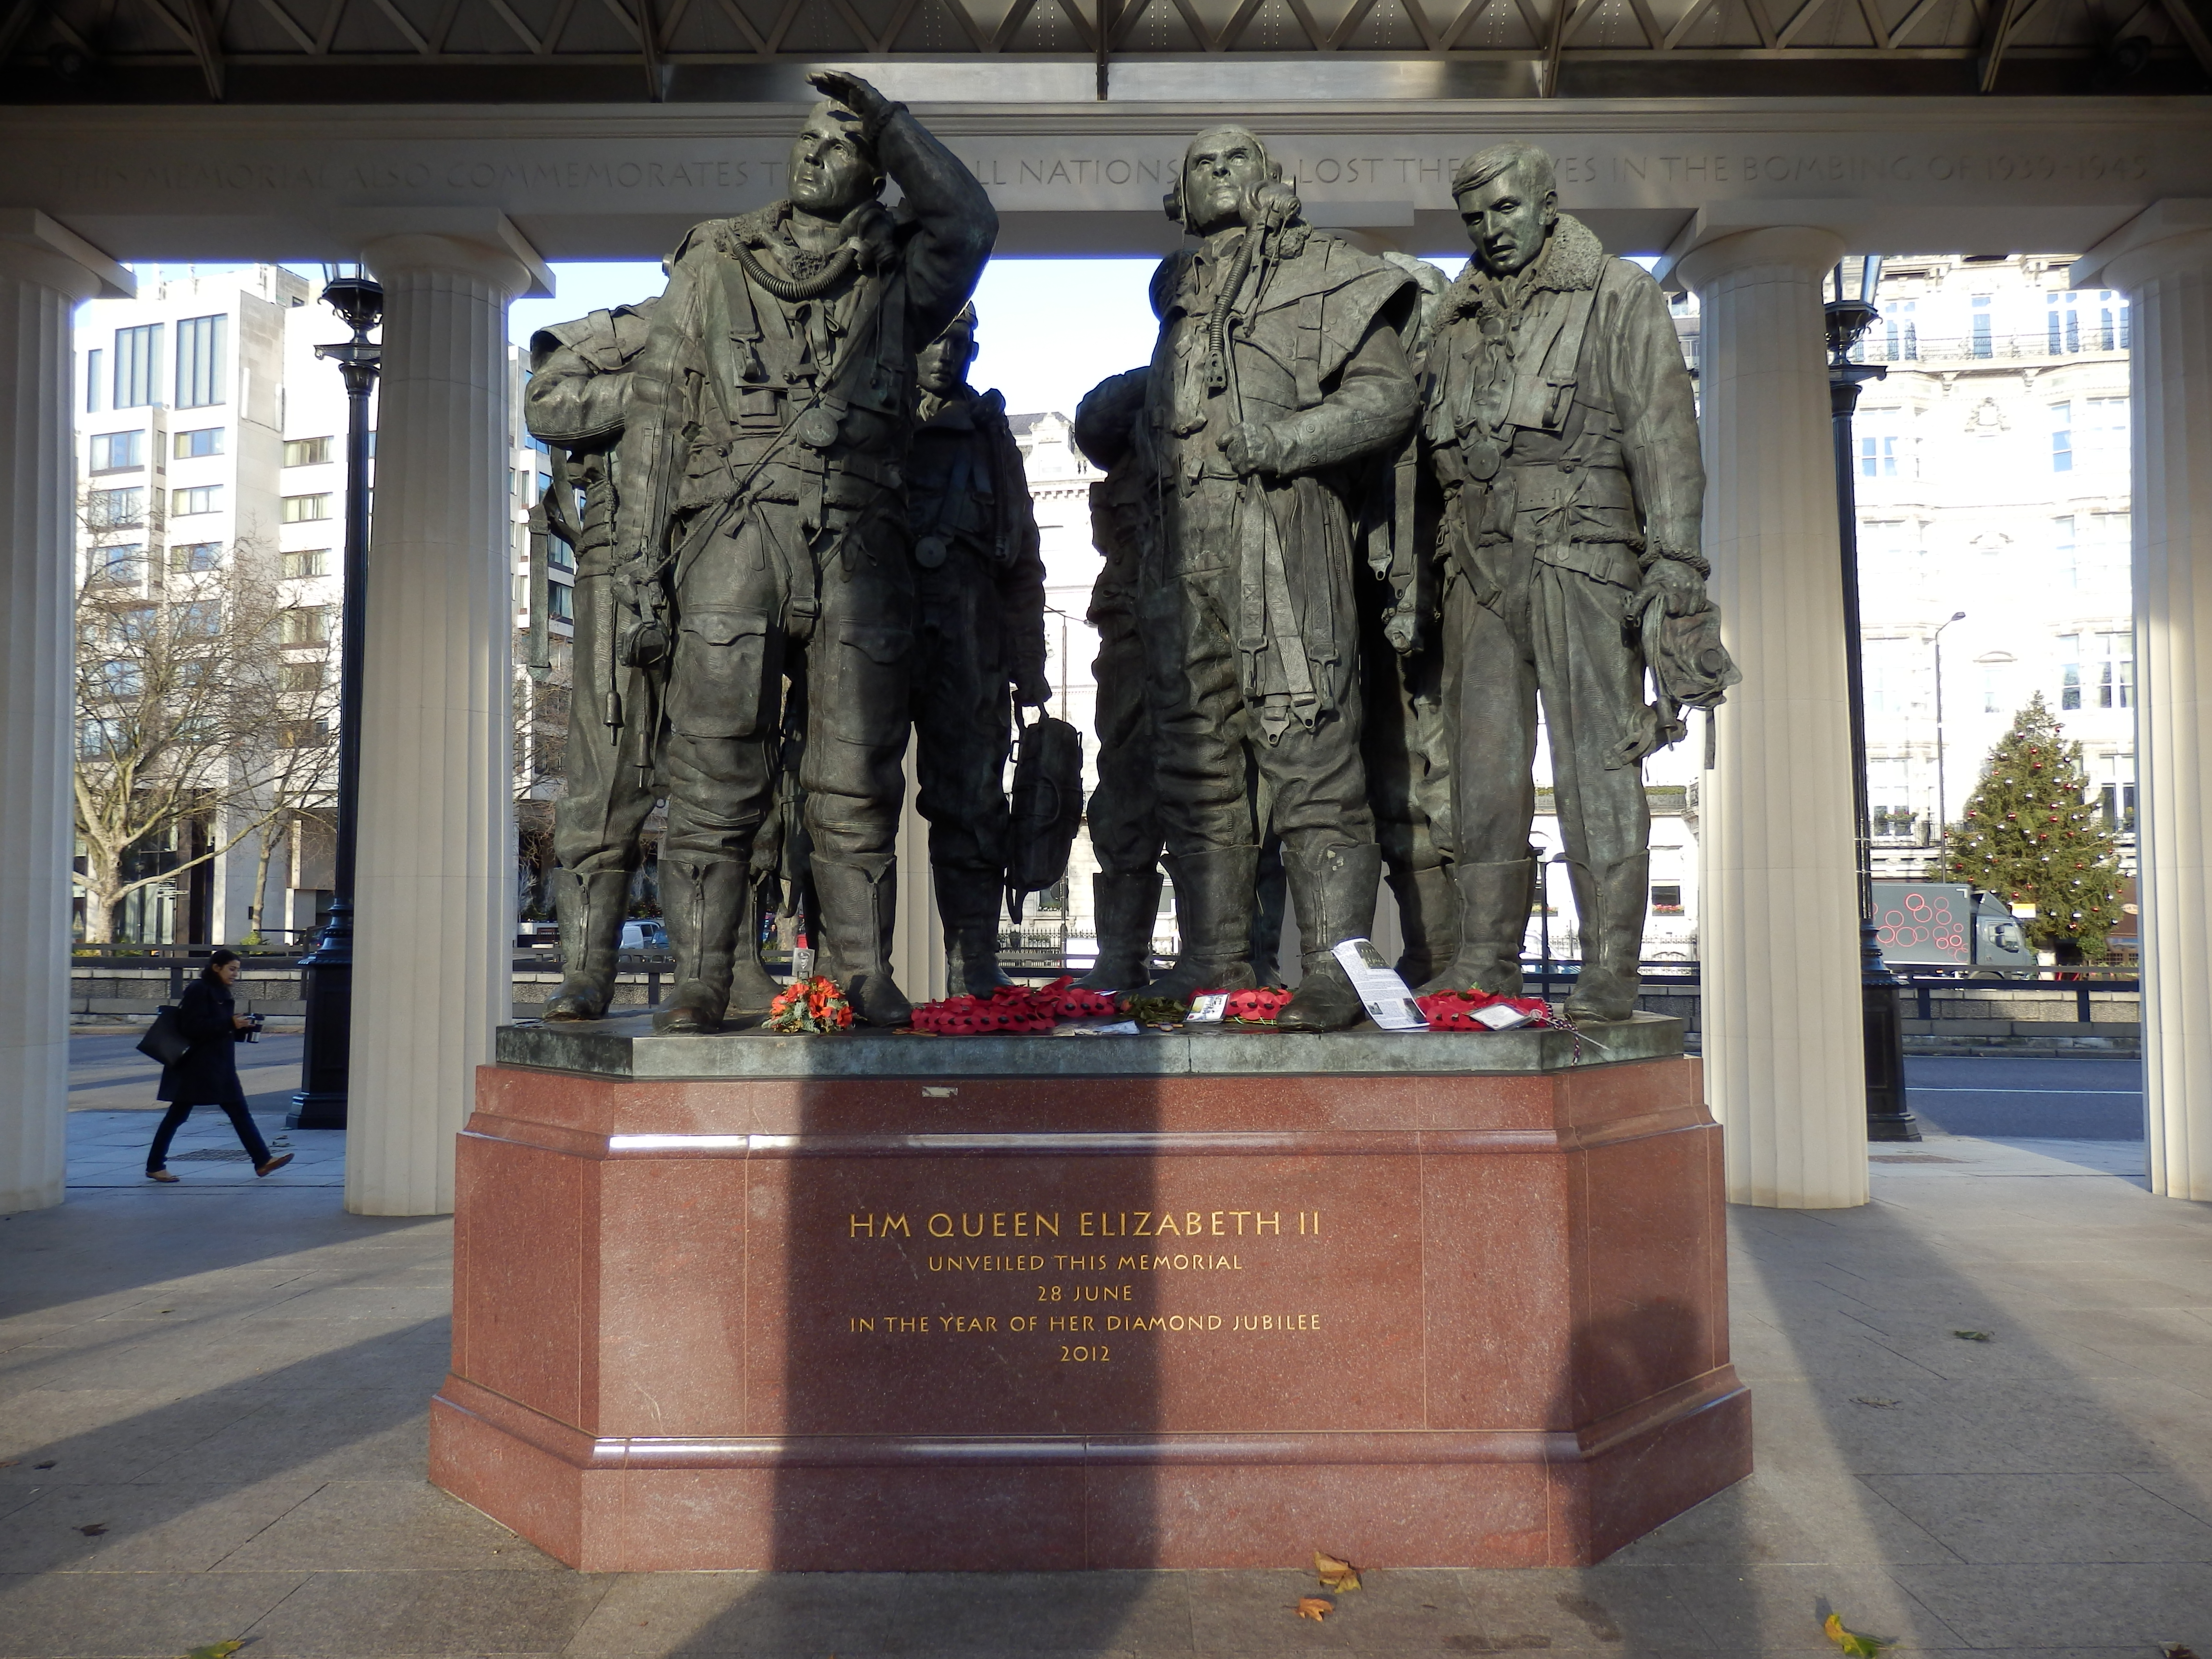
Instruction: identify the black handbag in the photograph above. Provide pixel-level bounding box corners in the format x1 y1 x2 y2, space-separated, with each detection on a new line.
1003 711 1085 924
136 1005 191 1068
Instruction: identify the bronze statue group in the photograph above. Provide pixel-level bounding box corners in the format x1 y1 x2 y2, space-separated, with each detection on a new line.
528 74 1734 1039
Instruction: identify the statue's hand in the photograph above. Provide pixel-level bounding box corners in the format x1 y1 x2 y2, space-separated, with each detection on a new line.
1013 667 1053 708
1220 421 1284 478
1630 555 1705 621
805 70 897 133
1383 609 1422 656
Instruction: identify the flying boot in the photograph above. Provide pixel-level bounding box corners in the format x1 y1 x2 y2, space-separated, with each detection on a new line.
1141 846 1259 1005
1276 841 1382 1033
1386 858 1462 988
727 876 783 1018
1563 852 1649 1024
813 855 913 1027
544 867 631 1022
1249 840 1290 986
1418 859 1534 997
936 863 1015 998
1074 869 1162 992
653 858 748 1034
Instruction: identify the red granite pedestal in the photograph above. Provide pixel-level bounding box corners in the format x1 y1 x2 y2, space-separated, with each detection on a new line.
430 1017 1749 1571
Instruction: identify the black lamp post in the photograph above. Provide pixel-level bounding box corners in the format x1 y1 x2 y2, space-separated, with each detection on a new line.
289 272 383 1131
1933 609 1966 856
1825 255 1921 1143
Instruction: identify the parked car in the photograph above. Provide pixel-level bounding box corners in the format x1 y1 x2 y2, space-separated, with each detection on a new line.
620 918 668 950
1871 882 2036 974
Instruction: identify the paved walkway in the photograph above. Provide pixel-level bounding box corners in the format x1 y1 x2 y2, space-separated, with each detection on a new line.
2 1054 2205 1657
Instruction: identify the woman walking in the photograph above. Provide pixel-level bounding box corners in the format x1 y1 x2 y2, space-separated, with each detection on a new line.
145 950 293 1182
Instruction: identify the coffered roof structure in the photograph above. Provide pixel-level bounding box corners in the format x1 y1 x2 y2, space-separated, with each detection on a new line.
5 0 2208 103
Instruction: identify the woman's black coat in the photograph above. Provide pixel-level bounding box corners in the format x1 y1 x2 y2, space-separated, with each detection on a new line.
157 977 248 1106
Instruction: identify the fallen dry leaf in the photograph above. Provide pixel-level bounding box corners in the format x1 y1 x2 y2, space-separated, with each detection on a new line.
1314 1550 1362 1593
182 1644 243 1659
1824 1611 1892 1657
76 1524 108 1537
2160 1647 2200 1659
1953 1329 1993 1342
1296 1596 1334 1622
1851 1396 1900 1408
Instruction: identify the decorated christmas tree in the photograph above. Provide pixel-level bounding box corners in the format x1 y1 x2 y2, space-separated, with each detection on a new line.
1937 692 2127 961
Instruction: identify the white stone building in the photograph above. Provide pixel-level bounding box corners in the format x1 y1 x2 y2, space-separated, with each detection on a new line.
1846 254 2136 880
72 265 565 946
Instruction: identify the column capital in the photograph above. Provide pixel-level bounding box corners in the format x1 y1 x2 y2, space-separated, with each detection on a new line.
1671 224 1848 296
358 212 553 299
0 211 132 302
2071 200 2212 293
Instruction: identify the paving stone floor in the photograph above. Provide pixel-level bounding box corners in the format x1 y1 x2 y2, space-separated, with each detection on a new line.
2 1092 2207 1656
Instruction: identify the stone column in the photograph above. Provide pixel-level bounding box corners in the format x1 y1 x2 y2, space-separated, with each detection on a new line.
1677 227 1868 1210
346 233 530 1217
2078 206 2212 1202
0 217 126 1214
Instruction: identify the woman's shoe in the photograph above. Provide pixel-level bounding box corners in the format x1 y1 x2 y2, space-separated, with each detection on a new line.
147 1169 180 1183
254 1154 293 1177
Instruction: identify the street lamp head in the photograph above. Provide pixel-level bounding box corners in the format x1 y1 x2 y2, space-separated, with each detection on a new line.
1823 255 1885 368
1951 610 1967 621
322 273 384 340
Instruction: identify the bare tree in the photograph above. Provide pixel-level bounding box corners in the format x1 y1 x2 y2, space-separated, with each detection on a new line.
73 494 340 944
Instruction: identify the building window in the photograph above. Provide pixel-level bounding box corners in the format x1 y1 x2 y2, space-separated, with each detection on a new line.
78 718 124 759
2102 782 2138 832
1868 757 1912 835
174 427 224 460
174 313 228 409
1982 665 2005 713
2048 294 2072 356
177 599 221 638
2053 515 2077 588
90 431 143 473
280 548 330 579
170 541 221 573
1650 883 1684 915
2051 402 2073 472
282 493 332 523
1881 301 1917 362
284 436 333 467
280 661 326 693
277 719 331 748
89 543 144 586
84 347 104 413
113 323 163 409
87 487 144 530
280 606 329 644
547 580 574 623
96 659 143 700
2059 633 2081 709
2082 397 2128 471
2097 630 2134 709
171 485 222 516
1970 295 1993 359
549 538 576 573
1858 435 1901 479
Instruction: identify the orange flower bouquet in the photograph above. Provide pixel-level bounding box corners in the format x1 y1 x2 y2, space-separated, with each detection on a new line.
766 975 854 1034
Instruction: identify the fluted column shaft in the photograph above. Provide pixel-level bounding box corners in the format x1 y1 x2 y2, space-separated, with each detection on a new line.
0 244 98 1214
347 236 525 1217
1679 227 1868 1210
2112 228 2212 1202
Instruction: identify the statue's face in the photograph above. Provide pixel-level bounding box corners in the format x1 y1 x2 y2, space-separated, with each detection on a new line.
917 318 975 396
1182 128 1269 238
788 102 878 217
1457 166 1557 277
